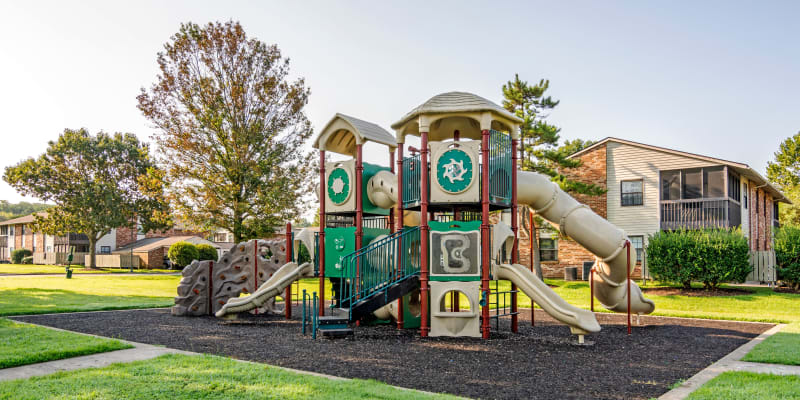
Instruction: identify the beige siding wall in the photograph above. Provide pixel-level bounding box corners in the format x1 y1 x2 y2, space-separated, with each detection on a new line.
605 141 718 239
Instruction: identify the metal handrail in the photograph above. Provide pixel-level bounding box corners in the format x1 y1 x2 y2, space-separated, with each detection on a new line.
337 226 421 320
402 155 422 207
488 129 512 205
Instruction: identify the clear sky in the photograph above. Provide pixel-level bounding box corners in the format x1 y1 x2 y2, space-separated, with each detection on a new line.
1 1 798 204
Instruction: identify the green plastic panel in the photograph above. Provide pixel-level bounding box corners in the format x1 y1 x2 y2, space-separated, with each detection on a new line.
429 220 481 279
324 227 389 278
362 162 391 215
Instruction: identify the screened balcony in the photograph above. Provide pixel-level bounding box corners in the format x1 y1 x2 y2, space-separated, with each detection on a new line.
659 166 743 230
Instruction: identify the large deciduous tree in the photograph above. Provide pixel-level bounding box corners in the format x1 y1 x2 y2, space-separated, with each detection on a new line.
138 21 313 243
767 131 800 225
502 74 603 278
3 129 171 268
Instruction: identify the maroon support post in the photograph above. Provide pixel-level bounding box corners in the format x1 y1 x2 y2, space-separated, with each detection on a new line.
396 144 405 329
208 261 214 315
356 144 364 301
510 137 519 333
318 150 326 317
530 211 535 326
627 240 631 335
253 239 259 315
389 150 395 236
590 266 595 312
285 222 292 319
480 129 491 339
420 132 430 337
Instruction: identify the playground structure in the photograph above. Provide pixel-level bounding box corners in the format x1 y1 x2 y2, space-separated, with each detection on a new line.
184 92 655 341
172 238 291 316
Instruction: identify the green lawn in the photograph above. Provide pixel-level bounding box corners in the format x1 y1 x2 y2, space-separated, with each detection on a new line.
0 264 176 275
0 275 179 316
687 371 800 400
491 280 800 324
743 323 800 366
0 318 131 369
0 353 459 400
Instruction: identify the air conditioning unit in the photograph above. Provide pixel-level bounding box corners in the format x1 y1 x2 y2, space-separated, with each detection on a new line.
429 140 481 204
325 160 390 215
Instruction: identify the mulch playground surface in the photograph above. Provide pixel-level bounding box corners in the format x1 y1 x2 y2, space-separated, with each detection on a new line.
13 308 771 400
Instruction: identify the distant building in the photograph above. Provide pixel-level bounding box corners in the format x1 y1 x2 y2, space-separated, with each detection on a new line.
0 214 206 266
519 137 789 281
113 236 222 268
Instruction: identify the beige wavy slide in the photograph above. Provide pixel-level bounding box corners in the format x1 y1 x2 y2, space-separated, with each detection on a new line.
497 263 600 334
215 261 313 317
517 170 655 315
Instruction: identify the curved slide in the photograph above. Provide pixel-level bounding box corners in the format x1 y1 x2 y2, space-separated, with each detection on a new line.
216 261 313 317
498 263 600 334
518 170 655 314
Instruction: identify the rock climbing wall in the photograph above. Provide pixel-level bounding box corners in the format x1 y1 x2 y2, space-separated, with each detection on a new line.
171 238 289 316
172 260 212 316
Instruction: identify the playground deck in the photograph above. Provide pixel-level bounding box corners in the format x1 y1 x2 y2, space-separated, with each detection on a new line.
13 308 772 400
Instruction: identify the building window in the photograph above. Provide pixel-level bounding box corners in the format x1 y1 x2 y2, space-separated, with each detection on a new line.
0 226 7 235
628 236 644 263
681 169 702 199
621 180 644 206
703 167 725 198
773 202 780 227
661 171 681 200
539 238 558 262
100 246 111 254
743 182 748 209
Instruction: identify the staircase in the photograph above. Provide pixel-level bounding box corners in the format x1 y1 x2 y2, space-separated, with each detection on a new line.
325 227 421 335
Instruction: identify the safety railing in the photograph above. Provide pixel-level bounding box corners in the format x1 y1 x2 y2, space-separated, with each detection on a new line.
301 289 319 339
337 226 421 319
402 154 422 207
435 210 482 222
489 280 518 331
488 129 512 206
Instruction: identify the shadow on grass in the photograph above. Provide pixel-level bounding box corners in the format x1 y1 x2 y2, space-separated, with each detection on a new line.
0 288 173 316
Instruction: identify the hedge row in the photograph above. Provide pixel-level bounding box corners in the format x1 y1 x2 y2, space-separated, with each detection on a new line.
167 242 218 269
645 229 751 290
774 225 800 290
11 249 32 264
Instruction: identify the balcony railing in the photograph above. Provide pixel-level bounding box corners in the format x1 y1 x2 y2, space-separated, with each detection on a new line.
54 233 90 245
660 198 741 230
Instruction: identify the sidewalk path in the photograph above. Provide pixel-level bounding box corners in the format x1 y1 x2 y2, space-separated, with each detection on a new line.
659 324 798 399
0 327 189 382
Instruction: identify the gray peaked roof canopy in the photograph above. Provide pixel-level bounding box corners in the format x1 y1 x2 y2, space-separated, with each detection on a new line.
391 92 522 142
313 113 396 156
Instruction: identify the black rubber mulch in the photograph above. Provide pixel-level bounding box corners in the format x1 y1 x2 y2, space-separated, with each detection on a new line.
13 308 771 400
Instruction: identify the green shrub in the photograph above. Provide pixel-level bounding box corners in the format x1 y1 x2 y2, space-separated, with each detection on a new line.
11 249 33 264
21 256 33 264
196 244 218 262
646 229 751 290
167 242 199 268
775 225 800 290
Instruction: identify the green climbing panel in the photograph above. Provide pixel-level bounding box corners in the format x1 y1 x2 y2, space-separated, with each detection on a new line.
324 227 390 279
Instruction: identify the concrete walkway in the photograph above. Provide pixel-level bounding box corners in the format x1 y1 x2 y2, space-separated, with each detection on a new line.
0 343 188 382
659 324 798 399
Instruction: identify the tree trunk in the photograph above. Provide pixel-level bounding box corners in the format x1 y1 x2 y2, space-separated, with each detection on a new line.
88 235 97 269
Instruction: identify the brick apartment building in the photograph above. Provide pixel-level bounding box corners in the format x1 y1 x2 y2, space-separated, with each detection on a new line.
0 215 217 268
517 137 788 280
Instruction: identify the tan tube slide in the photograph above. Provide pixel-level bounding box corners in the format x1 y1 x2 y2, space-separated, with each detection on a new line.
518 171 655 314
216 262 313 317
